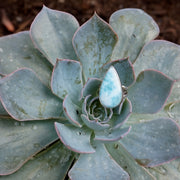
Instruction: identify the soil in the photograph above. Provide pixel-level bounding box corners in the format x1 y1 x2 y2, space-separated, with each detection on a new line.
0 0 180 44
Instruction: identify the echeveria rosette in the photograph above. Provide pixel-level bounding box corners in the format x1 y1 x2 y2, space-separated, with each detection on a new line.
0 6 179 180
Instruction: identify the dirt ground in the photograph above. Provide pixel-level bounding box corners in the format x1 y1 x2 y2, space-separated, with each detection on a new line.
0 0 180 44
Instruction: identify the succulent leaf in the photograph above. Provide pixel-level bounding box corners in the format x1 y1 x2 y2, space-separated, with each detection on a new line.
110 8 159 63
51 59 83 102
81 114 110 131
55 122 95 153
128 70 174 114
148 159 180 180
0 117 60 175
106 143 155 180
94 126 131 142
103 58 135 87
0 6 180 180
69 143 130 180
110 98 132 129
0 142 74 180
0 31 52 87
0 69 64 120
30 6 79 65
81 95 90 116
120 118 180 167
81 78 102 98
73 13 118 80
63 95 83 127
122 100 180 128
134 40 180 81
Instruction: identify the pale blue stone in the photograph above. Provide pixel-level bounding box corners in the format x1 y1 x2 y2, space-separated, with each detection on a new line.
99 66 122 108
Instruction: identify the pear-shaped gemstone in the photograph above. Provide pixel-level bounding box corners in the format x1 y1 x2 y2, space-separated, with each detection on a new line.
99 66 122 108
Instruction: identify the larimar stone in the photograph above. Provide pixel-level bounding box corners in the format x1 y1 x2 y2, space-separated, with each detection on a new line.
99 66 122 108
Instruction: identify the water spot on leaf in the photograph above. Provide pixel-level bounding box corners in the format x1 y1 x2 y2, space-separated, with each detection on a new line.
34 143 41 148
32 125 37 130
59 30 63 35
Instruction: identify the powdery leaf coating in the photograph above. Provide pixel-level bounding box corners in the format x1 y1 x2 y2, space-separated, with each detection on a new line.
0 142 74 180
0 31 52 87
106 143 155 180
128 70 174 114
148 159 180 180
51 59 83 102
110 8 159 63
30 6 79 65
73 13 118 80
55 122 95 153
121 118 180 167
0 118 60 175
134 40 180 81
69 143 130 180
0 68 63 121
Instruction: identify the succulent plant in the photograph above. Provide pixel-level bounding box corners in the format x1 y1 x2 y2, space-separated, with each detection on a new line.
0 6 180 180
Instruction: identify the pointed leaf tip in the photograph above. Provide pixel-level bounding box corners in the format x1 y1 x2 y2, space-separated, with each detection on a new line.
99 66 122 108
73 14 118 80
30 7 79 65
110 8 159 63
